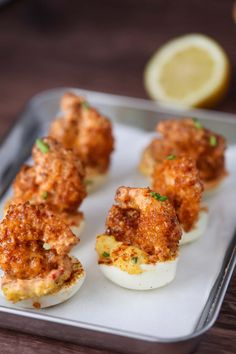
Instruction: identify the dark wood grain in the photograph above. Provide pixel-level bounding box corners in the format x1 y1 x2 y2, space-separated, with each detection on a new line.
0 327 114 354
0 0 235 353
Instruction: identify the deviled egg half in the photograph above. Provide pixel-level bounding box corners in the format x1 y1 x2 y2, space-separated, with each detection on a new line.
8 137 87 238
84 170 108 194
96 187 182 290
49 92 114 192
139 118 227 195
0 203 85 308
152 155 208 245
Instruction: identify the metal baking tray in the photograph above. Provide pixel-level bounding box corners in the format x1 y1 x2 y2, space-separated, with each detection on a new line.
0 88 235 354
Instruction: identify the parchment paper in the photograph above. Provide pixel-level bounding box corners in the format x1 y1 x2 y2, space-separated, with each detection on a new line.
0 123 235 339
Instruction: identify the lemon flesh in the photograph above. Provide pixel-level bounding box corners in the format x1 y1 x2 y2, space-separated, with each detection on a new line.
144 34 230 108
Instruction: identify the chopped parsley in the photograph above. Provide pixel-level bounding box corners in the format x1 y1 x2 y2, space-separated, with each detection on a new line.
131 257 138 264
150 191 168 202
41 191 48 200
81 101 90 110
36 138 49 153
209 135 217 147
192 118 203 129
102 251 110 258
167 154 176 160
43 243 51 250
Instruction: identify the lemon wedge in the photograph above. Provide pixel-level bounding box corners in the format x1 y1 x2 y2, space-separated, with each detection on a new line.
144 34 230 108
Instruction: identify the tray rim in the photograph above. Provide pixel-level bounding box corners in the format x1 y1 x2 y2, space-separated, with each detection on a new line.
30 86 236 122
0 87 235 345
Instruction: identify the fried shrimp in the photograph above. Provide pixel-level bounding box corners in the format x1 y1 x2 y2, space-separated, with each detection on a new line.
158 119 227 182
96 187 182 290
0 203 85 307
139 140 176 179
13 138 86 211
105 187 181 262
10 137 86 230
32 137 86 211
140 118 227 189
152 156 203 232
12 165 37 203
0 203 77 280
49 92 114 181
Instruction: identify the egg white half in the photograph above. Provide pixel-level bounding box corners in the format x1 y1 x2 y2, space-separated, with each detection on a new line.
70 219 85 238
99 257 178 290
85 173 107 193
180 210 208 245
16 273 85 309
0 260 86 309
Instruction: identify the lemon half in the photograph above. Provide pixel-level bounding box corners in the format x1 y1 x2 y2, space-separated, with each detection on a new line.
144 34 230 108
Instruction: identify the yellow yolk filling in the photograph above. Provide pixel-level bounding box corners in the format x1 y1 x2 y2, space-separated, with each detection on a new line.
96 234 149 275
1 260 81 303
2 276 59 303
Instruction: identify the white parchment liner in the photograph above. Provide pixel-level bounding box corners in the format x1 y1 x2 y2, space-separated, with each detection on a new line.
0 123 235 339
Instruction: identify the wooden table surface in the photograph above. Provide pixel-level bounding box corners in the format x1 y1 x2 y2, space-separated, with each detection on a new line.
0 0 236 353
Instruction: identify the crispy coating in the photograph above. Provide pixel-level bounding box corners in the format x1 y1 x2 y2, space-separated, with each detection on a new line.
141 118 227 183
49 92 114 175
0 203 78 280
139 140 177 177
149 139 178 165
152 156 203 232
105 187 182 262
12 137 86 213
13 165 37 202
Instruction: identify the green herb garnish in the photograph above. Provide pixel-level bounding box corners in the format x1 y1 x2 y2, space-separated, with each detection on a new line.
102 251 110 258
131 257 138 264
41 191 48 200
43 243 51 250
209 135 217 147
81 101 90 110
150 191 168 202
36 138 49 153
192 118 203 129
159 195 168 201
167 154 176 160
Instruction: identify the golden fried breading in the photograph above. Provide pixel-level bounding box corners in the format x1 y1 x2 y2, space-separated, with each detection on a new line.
49 92 114 175
139 139 178 177
156 118 227 182
61 92 84 113
12 165 36 202
0 203 78 280
105 187 182 262
33 137 86 210
12 137 86 212
152 156 203 232
149 139 178 165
